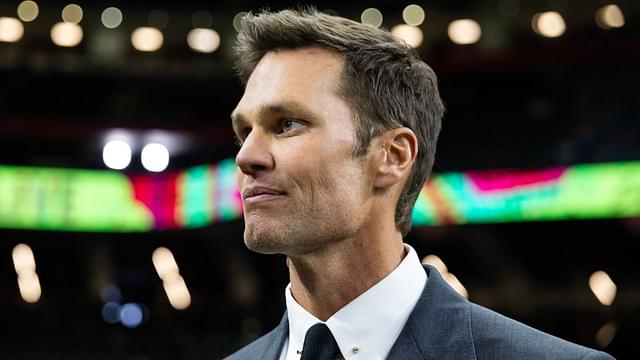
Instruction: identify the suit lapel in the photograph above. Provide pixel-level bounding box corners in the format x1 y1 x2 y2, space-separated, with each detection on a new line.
387 265 477 360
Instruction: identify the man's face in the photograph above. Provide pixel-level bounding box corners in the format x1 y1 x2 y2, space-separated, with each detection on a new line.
232 48 374 256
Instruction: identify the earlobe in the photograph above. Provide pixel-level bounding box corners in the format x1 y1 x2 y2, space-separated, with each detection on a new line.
374 128 418 189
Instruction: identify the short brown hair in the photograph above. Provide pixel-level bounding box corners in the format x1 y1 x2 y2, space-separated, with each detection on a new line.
234 8 444 236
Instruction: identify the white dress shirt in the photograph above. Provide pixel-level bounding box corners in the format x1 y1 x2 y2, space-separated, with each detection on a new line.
279 244 427 360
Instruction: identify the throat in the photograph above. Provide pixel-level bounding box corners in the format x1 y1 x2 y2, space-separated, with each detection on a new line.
286 239 405 321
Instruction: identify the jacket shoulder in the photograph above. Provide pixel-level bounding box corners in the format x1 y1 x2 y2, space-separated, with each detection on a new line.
224 333 275 360
469 303 615 360
224 316 288 360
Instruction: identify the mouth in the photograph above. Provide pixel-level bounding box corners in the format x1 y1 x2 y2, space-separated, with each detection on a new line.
242 186 287 205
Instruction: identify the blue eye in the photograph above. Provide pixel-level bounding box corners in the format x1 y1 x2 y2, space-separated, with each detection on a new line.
280 119 304 133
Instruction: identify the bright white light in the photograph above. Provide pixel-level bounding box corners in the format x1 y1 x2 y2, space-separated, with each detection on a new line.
445 272 468 299
596 5 625 29
101 302 121 324
532 11 566 38
12 243 36 276
589 271 617 306
187 28 220 53
595 322 617 348
101 7 123 29
422 255 448 275
62 4 83 24
402 4 425 26
17 271 42 303
163 275 191 310
102 140 132 170
361 8 383 28
119 303 143 328
0 17 24 43
448 19 482 45
391 24 423 48
131 27 163 52
152 247 180 282
141 143 169 172
233 11 248 32
50 22 83 47
17 1 39 22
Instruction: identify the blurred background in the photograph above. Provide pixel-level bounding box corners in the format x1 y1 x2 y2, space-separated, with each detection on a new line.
1 0 639 359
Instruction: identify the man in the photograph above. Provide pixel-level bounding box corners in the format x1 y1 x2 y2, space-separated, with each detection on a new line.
225 8 615 360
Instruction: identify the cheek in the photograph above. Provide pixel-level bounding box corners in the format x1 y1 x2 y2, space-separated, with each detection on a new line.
274 135 364 203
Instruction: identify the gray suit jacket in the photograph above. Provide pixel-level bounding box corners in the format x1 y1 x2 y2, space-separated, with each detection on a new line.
225 265 615 359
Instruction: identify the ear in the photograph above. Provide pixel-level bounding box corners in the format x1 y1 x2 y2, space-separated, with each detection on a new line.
373 127 418 190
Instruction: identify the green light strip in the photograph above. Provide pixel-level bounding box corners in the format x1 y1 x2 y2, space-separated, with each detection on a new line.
0 161 638 232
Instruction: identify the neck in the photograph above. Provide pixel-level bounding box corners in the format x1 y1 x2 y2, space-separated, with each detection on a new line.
287 226 405 321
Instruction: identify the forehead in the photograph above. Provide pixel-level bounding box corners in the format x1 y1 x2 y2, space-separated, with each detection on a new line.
233 47 346 119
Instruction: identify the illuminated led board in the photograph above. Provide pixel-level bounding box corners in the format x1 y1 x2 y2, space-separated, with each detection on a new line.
0 160 638 232
412 162 640 225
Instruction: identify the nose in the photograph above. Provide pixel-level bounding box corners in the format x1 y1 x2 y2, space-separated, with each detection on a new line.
235 129 274 177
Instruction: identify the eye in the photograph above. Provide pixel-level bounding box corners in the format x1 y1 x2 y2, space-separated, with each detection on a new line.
279 119 305 134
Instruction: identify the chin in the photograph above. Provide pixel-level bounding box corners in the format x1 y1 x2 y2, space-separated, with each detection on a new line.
243 227 287 255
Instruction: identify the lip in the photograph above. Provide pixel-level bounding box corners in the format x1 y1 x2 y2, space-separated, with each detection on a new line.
243 193 286 205
242 186 286 204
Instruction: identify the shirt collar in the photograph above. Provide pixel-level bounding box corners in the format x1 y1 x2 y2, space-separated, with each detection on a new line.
284 244 427 359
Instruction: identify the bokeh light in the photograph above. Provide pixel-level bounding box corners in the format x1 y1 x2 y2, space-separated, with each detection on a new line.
532 11 566 38
391 24 423 48
163 275 191 310
152 247 180 282
444 272 468 299
102 140 132 170
187 28 221 53
595 322 618 348
360 8 383 28
12 243 36 276
50 22 83 47
448 19 482 45
131 27 163 52
595 4 625 29
101 7 123 29
402 4 425 26
422 255 448 275
589 270 617 306
17 1 39 22
101 302 121 324
141 143 169 172
119 303 143 328
233 11 248 32
0 17 24 43
62 4 83 24
17 271 42 303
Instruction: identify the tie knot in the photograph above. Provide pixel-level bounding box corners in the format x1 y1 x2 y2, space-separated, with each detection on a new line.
300 323 341 360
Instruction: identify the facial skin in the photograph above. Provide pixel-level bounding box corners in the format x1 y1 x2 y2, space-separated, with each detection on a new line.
232 47 418 319
232 48 376 257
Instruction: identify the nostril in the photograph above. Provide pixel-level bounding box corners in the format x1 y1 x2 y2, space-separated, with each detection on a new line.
237 161 268 177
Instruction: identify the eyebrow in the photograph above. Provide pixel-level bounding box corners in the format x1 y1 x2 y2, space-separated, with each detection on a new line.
231 101 319 134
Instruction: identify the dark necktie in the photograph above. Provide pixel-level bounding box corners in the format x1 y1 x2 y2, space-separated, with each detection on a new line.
300 323 341 360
